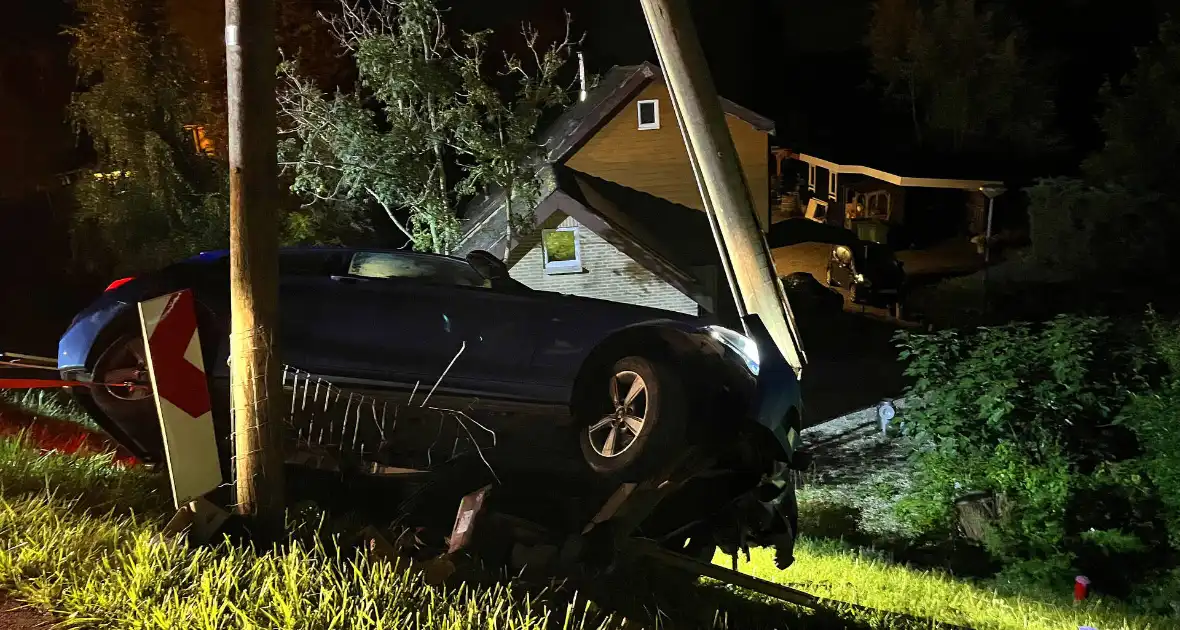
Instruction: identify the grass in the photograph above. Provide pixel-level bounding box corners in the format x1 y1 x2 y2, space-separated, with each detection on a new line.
0 389 97 430
0 436 626 630
0 427 1176 629
730 541 1169 630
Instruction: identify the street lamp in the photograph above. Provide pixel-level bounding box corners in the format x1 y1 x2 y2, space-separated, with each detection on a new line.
979 183 1007 264
978 183 1006 320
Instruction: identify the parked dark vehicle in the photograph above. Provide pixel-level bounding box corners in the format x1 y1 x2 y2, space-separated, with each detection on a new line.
58 245 802 482
781 272 844 315
826 241 907 313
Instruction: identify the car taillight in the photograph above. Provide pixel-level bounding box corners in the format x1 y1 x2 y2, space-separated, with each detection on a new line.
105 277 135 292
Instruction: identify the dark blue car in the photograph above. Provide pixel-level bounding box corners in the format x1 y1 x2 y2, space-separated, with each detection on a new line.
58 247 802 484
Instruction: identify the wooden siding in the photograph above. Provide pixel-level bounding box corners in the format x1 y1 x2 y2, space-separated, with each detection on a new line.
564 82 771 231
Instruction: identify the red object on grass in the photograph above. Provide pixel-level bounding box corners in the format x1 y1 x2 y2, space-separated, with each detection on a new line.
1074 575 1091 601
0 407 138 467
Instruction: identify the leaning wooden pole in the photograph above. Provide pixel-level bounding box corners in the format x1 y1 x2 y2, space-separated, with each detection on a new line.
225 0 285 537
639 0 805 376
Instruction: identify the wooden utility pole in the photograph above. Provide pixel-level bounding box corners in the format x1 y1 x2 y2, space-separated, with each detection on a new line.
639 0 805 375
225 0 285 537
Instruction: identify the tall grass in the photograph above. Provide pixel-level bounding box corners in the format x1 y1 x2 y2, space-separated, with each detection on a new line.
0 437 622 629
1 434 1176 630
0 493 625 630
0 389 96 430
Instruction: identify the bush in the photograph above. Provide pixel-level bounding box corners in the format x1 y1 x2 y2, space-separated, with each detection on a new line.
894 314 1180 595
1025 177 1176 277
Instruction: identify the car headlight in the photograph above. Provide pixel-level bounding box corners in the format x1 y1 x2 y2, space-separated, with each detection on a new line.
706 325 760 375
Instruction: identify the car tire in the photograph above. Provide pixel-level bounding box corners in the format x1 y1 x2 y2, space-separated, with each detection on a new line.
577 356 689 482
88 332 165 462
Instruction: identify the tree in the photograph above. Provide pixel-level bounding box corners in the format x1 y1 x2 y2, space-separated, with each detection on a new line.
1083 20 1180 198
67 0 367 275
866 0 1056 155
277 0 579 255
68 0 230 274
451 19 579 258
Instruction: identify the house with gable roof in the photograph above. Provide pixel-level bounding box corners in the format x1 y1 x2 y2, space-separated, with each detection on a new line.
453 62 776 324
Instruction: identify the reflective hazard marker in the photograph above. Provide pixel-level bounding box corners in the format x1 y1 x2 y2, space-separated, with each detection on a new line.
139 290 223 508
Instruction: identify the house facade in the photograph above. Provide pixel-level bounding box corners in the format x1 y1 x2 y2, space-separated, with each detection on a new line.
770 148 1004 248
454 63 775 322
509 213 701 315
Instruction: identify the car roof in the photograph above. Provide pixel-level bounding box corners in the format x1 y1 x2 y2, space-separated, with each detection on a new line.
191 246 476 266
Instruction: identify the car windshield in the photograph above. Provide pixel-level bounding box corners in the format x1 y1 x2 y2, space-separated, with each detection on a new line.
349 251 491 288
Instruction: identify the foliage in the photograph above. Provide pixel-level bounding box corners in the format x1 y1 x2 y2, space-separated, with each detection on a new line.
1023 177 1176 276
866 0 1056 155
1117 314 1180 550
67 0 230 274
67 0 365 274
278 0 579 254
892 315 1180 591
1084 20 1180 199
451 21 578 258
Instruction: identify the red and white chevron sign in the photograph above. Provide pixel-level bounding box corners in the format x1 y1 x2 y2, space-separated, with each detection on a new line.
138 290 222 508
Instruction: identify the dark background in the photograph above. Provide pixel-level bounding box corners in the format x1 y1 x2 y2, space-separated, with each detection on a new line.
0 0 1171 354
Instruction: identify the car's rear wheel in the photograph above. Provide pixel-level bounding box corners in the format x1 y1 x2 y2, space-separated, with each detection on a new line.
577 356 689 482
89 332 164 462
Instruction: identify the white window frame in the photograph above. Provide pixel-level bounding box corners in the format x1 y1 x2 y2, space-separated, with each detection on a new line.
542 226 583 275
807 164 817 192
637 99 660 130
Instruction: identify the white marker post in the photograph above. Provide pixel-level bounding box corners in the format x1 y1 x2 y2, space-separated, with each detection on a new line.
138 289 229 541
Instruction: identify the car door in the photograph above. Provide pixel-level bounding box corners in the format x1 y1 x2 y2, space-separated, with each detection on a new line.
285 251 460 390
433 279 550 401
274 249 358 376
299 251 542 401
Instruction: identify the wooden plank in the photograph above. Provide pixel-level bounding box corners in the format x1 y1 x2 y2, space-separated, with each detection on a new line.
629 538 821 609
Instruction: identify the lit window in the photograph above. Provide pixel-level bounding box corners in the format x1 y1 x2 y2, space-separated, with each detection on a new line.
184 124 215 156
637 99 660 130
542 227 582 274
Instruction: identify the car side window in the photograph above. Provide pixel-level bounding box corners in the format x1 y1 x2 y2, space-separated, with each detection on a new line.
280 250 349 276
348 251 492 289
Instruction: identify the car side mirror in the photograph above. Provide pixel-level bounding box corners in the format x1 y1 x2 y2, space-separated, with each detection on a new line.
466 250 510 283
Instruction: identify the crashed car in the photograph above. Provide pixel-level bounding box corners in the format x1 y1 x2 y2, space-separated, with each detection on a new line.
59 246 804 566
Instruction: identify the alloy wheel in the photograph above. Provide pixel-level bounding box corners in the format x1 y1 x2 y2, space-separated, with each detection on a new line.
587 370 648 458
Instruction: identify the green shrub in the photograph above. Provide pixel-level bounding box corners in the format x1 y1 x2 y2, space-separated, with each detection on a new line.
893 314 1180 593
1025 177 1174 277
1117 314 1180 549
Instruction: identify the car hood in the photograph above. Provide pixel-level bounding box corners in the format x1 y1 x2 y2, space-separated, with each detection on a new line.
533 288 710 326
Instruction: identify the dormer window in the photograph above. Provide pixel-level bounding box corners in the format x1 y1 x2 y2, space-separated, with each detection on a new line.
637 99 660 130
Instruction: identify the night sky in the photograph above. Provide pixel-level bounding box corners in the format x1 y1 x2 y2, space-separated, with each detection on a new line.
0 0 1171 201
